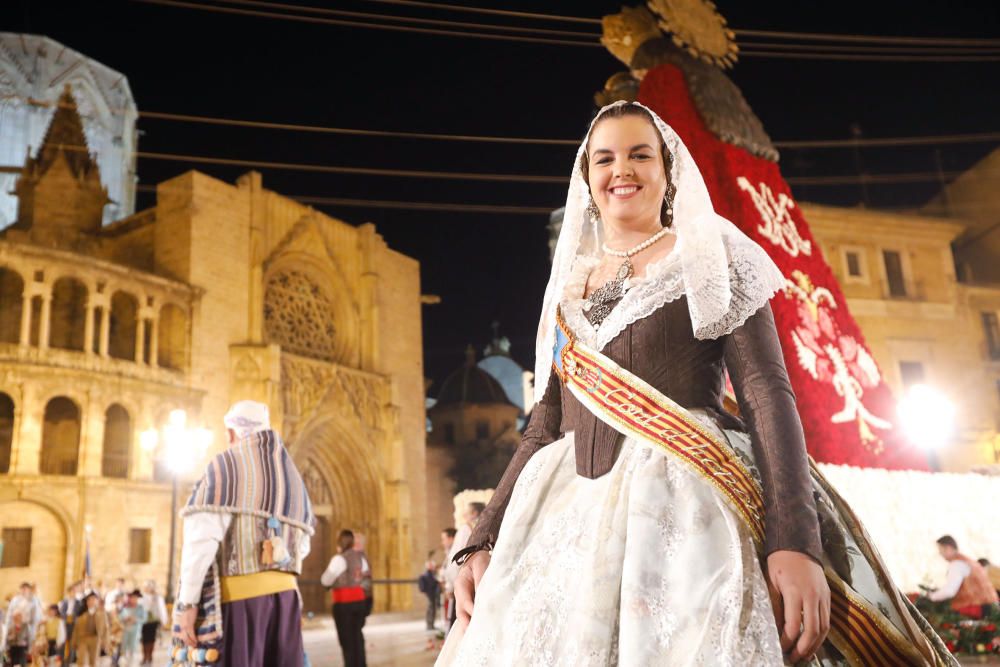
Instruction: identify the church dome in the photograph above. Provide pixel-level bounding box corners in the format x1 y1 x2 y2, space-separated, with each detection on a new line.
436 346 515 407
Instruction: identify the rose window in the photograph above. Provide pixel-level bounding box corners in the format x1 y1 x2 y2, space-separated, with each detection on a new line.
264 271 337 362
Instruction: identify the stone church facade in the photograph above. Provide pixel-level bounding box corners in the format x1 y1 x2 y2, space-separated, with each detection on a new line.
0 87 426 611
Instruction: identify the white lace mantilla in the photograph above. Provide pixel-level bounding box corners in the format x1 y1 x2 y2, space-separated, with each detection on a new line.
535 100 786 402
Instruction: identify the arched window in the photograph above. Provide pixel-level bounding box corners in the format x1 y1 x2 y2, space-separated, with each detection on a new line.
157 304 188 370
0 392 14 473
49 277 87 351
40 397 80 476
0 268 24 344
101 404 131 479
109 291 138 361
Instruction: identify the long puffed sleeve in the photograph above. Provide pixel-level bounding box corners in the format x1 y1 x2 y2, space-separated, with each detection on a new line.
462 369 564 555
723 303 823 562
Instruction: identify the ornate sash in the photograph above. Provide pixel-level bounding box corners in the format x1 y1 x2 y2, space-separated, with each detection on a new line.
552 308 953 667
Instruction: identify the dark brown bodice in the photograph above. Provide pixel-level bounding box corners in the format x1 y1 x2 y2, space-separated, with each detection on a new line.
468 298 823 562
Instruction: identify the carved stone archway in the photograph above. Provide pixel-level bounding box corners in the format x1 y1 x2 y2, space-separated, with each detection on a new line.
291 413 386 612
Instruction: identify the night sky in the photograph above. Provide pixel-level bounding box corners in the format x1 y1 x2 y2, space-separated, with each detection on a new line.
10 0 1000 391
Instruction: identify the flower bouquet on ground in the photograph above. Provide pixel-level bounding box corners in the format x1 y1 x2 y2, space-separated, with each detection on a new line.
914 594 1000 656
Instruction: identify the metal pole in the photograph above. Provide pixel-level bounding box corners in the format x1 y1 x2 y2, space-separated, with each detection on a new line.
166 474 178 603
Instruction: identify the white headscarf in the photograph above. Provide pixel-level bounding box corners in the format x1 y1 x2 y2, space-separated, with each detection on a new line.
534 101 785 403
223 400 271 439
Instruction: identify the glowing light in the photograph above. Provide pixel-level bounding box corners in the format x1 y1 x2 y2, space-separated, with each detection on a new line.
139 428 159 451
897 384 955 451
144 409 213 475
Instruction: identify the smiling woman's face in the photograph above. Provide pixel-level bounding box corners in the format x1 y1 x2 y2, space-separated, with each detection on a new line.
586 115 668 230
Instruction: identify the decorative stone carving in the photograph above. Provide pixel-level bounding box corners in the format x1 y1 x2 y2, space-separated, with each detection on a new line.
264 271 338 362
301 461 332 506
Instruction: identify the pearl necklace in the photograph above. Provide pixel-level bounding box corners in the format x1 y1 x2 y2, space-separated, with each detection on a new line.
601 226 671 259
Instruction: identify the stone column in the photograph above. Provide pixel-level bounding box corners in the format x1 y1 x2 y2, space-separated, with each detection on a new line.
18 293 31 346
148 316 159 367
135 317 147 364
12 387 41 475
98 306 110 357
38 292 52 350
83 299 96 355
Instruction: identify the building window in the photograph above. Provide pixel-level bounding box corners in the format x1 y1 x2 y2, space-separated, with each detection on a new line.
845 251 862 277
475 421 490 440
899 361 925 388
983 312 1000 360
0 392 13 474
1 528 32 568
128 528 152 564
883 250 907 297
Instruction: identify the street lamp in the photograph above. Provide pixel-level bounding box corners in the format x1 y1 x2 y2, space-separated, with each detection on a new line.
141 409 213 603
897 384 955 471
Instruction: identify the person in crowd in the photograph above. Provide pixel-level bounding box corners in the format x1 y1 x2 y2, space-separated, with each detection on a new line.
138 579 167 666
59 580 85 664
174 400 314 667
41 604 66 660
978 558 1000 594
3 582 40 663
418 559 442 649
104 578 128 614
321 529 369 667
3 611 30 667
929 535 999 615
70 592 108 667
439 528 457 630
353 532 374 619
118 589 147 667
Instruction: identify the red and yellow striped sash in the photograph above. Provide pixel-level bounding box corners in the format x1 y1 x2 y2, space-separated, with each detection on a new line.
553 310 765 546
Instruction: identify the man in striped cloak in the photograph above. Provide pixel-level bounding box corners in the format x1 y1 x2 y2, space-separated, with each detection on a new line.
173 400 316 667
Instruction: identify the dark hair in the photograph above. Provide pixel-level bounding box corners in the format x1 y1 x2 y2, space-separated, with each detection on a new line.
468 502 486 516
442 527 457 538
979 558 990 567
937 535 958 550
48 604 59 613
338 529 355 551
579 103 675 227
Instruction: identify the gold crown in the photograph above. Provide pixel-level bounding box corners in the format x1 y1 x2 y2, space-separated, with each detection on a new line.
647 0 739 69
601 6 663 66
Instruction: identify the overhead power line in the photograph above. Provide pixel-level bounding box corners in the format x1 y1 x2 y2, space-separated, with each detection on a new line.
8 92 999 150
135 183 554 214
124 146 984 188
363 0 1000 47
131 0 1000 61
215 0 598 38
360 0 601 25
131 148 567 183
734 28 1000 48
139 110 580 145
129 0 599 48
739 49 1000 63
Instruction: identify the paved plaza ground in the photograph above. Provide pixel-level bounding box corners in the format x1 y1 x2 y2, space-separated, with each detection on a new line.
144 611 1000 666
149 611 440 666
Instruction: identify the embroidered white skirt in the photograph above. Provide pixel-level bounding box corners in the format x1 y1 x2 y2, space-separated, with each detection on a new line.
436 421 784 667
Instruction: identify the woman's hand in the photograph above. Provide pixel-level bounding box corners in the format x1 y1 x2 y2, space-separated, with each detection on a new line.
454 550 491 630
766 550 830 663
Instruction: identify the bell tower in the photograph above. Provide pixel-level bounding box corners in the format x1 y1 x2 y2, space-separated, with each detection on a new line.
13 84 109 246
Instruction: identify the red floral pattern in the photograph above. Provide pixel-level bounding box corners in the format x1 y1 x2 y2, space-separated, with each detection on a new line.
639 65 928 469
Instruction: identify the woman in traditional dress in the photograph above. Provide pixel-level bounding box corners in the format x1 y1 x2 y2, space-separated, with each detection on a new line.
437 101 955 667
